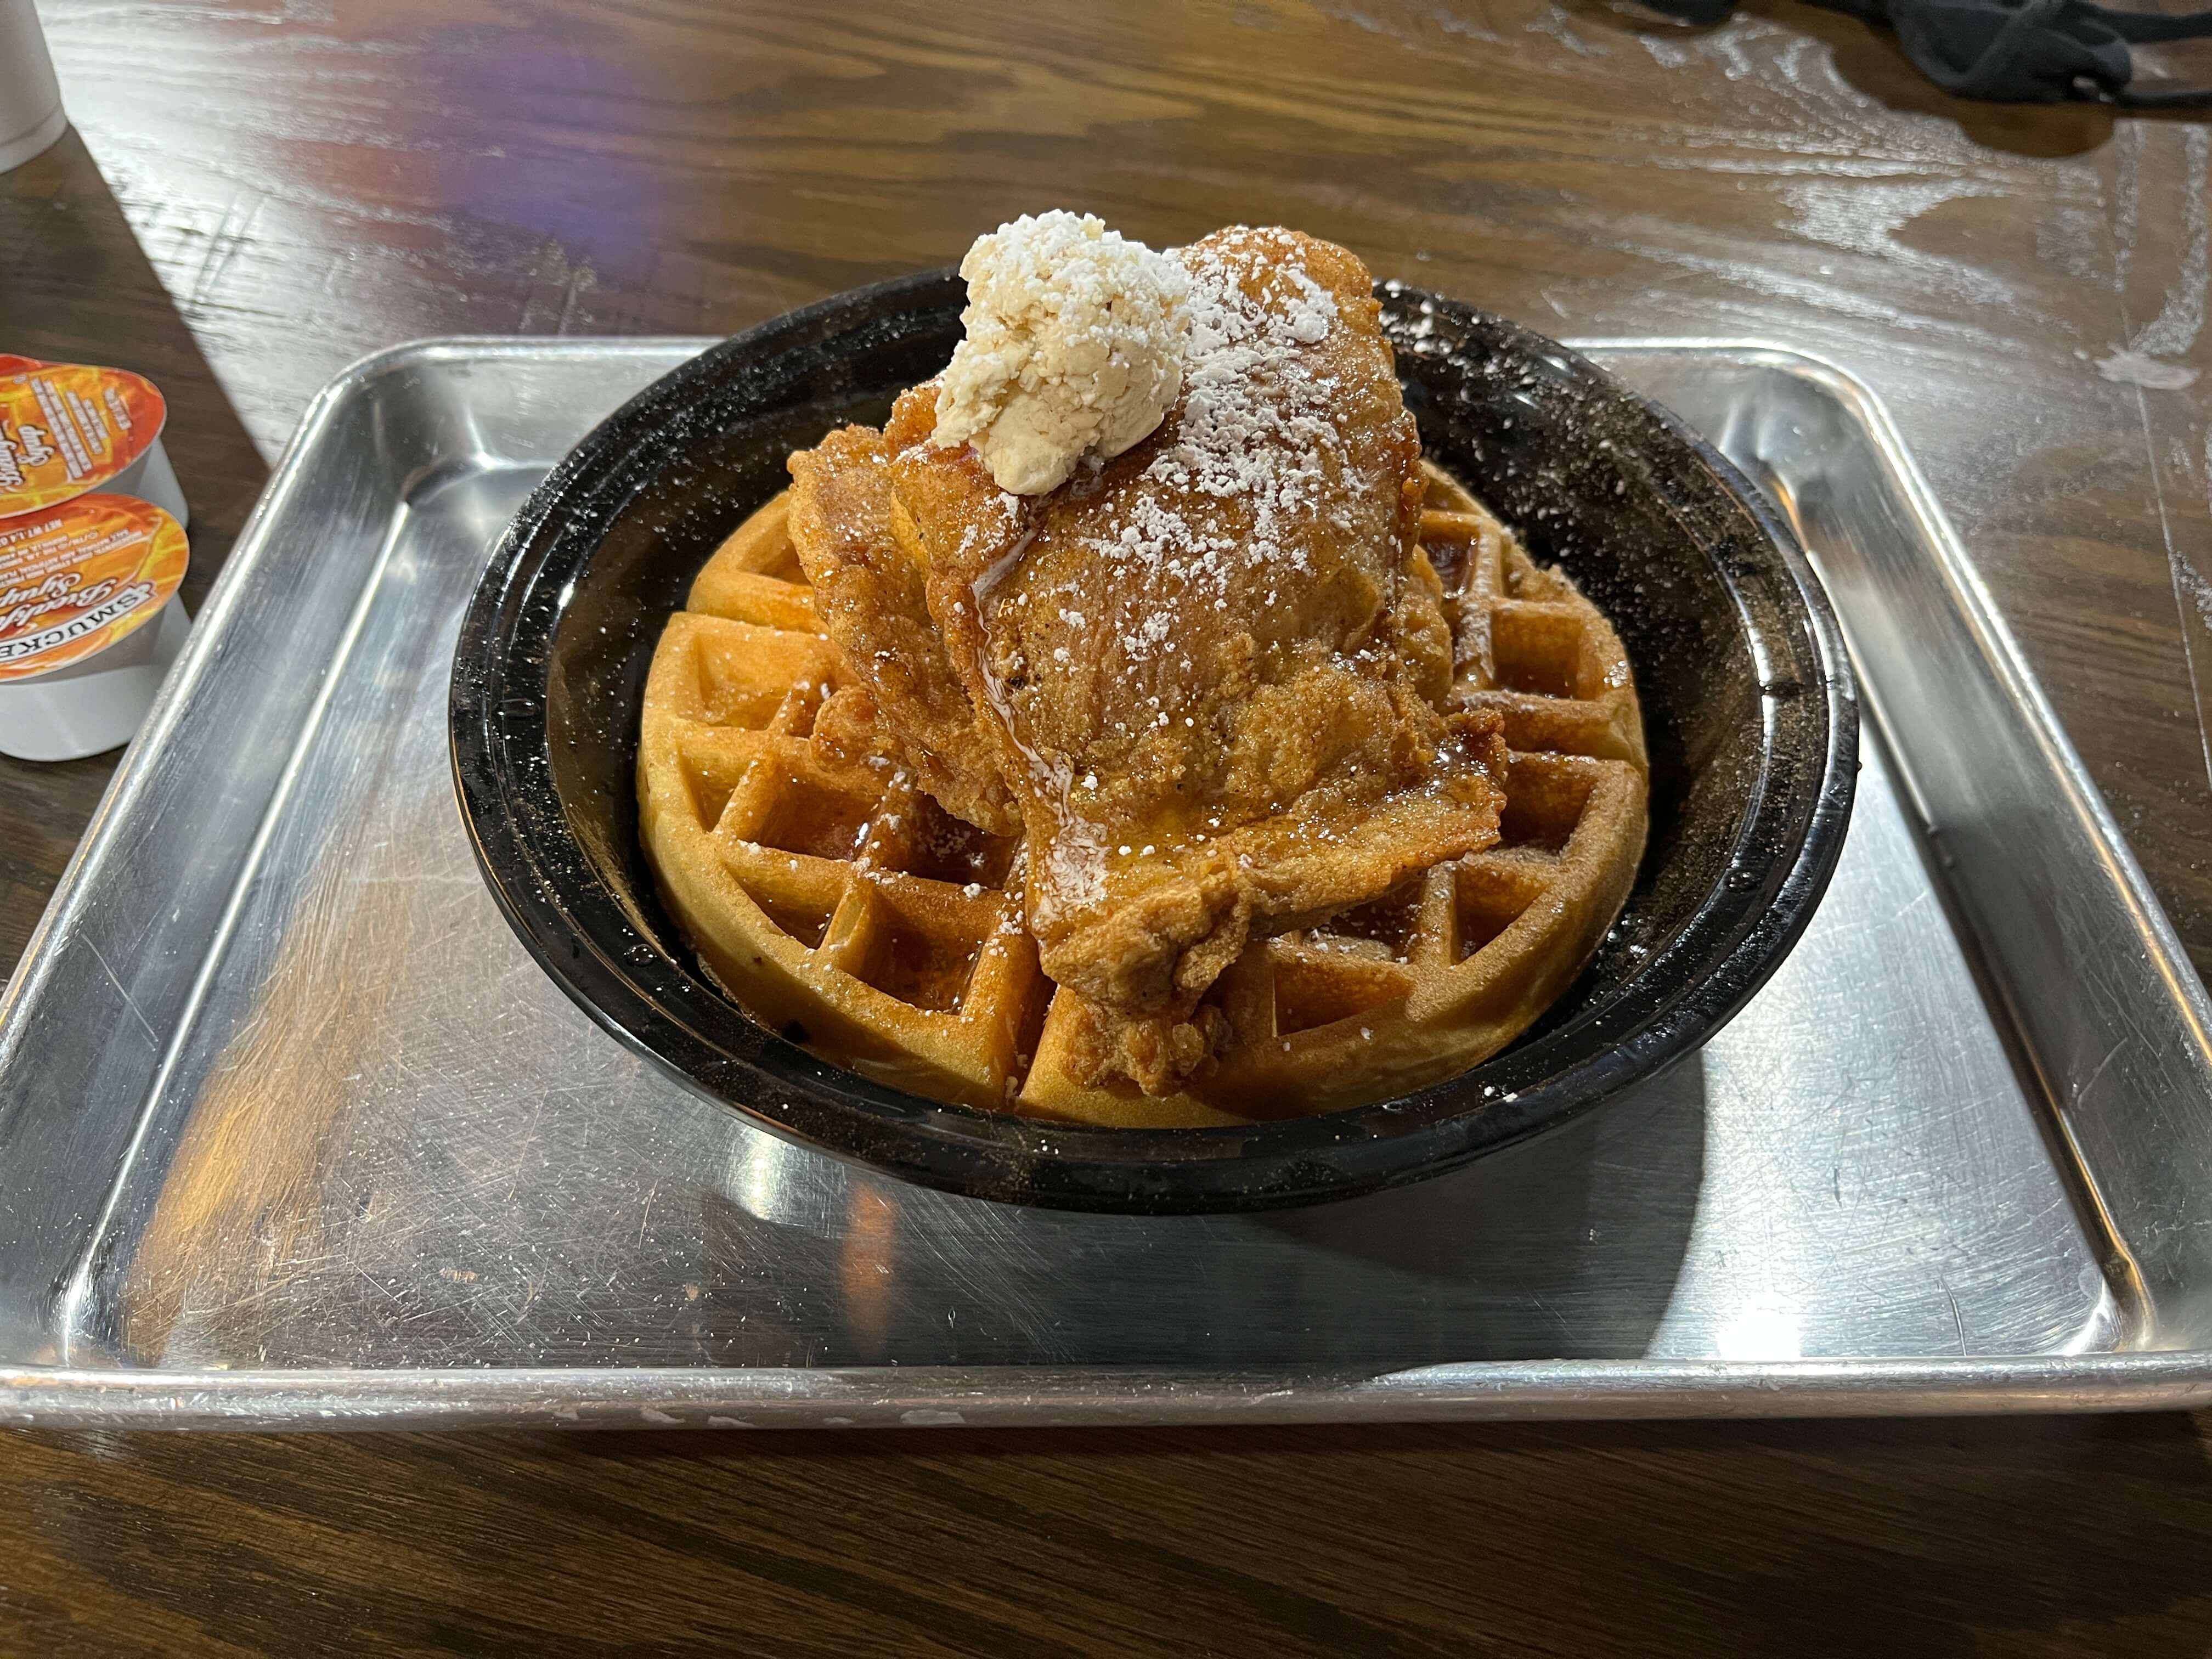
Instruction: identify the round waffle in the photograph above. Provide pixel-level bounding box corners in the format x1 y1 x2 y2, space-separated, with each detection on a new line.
637 462 1646 1128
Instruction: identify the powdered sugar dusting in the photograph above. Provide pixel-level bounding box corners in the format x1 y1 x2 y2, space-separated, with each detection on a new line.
1076 228 1351 663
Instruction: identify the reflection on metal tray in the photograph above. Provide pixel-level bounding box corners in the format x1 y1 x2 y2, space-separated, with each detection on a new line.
1 337 2208 1428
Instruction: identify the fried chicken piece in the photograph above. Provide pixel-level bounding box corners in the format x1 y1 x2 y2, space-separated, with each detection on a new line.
888 227 1508 1093
786 425 1018 834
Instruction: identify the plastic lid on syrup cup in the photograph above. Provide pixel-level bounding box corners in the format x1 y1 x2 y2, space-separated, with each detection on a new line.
0 358 187 527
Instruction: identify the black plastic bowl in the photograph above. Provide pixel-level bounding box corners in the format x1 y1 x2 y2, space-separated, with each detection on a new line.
450 272 1857 1214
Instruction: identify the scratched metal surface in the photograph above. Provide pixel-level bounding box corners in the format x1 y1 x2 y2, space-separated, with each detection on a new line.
1 338 2208 1425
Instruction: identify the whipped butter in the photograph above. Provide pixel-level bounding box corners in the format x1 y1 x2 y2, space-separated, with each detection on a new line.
932 211 1189 495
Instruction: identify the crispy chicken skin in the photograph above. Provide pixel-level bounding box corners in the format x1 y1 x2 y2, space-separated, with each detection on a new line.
881 227 1508 1093
786 425 1020 835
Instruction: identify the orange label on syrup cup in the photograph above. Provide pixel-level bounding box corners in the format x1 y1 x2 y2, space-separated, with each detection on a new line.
0 360 167 516
0 495 189 681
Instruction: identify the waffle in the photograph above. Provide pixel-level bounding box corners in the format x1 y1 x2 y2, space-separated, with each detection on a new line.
637 463 1646 1127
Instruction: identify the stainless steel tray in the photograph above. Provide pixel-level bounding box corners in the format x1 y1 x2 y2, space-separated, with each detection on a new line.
3 337 2209 1430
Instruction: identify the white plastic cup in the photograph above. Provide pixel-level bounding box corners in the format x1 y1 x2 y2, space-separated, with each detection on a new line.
0 591 189 761
0 0 65 175
106 436 190 529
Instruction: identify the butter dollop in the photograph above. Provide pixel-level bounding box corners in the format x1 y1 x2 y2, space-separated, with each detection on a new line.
932 211 1190 495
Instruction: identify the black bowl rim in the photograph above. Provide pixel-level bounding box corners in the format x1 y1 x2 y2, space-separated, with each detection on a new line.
449 269 1859 1214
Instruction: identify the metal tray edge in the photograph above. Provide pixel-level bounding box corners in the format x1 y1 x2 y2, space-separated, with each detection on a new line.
0 1355 2205 1430
1600 338 2212 1341
1617 338 2212 1054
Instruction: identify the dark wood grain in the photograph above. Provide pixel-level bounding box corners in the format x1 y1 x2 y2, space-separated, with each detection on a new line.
2 1417 2212 1656
4 0 2212 1650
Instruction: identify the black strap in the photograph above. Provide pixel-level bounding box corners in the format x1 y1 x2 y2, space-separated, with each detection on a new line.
2103 5 2212 42
1633 0 2212 104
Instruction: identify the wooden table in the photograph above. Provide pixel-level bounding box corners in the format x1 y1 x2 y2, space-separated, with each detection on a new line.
5 0 2212 1649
